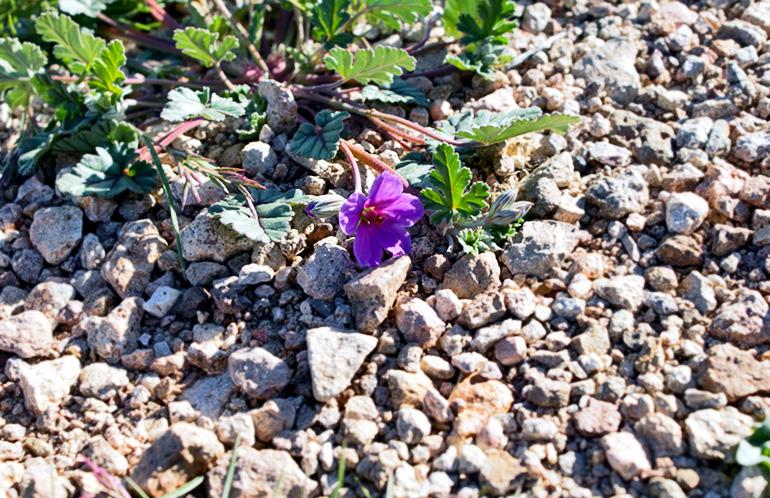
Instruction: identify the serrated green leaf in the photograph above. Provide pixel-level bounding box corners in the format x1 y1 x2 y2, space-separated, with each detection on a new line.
17 131 56 176
312 0 353 47
89 39 126 98
208 189 298 244
324 46 415 86
35 12 105 75
59 0 111 17
443 0 476 37
365 0 432 30
289 110 349 160
360 78 429 106
53 119 137 153
172 27 238 68
161 87 246 122
420 143 489 224
30 74 86 124
446 42 511 78
0 37 47 107
456 110 580 145
56 143 156 198
455 0 517 45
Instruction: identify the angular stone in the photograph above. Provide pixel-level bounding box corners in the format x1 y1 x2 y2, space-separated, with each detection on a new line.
207 447 315 498
181 374 236 419
180 212 254 263
29 206 83 265
708 290 770 345
79 362 130 400
594 275 645 310
502 221 580 278
84 297 144 363
601 432 651 480
573 398 621 437
16 356 80 415
297 237 355 300
457 291 507 329
698 343 770 401
0 311 53 359
130 423 224 496
635 413 685 457
228 347 292 400
656 235 704 267
665 192 709 235
442 252 501 299
396 297 446 347
344 255 410 332
586 169 649 219
102 220 168 298
573 38 640 103
685 408 753 461
306 326 377 402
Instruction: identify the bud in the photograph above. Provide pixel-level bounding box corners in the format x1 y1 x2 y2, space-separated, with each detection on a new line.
486 188 532 226
304 193 345 220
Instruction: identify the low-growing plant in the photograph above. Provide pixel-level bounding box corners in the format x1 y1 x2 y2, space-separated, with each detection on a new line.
0 0 578 266
736 418 770 479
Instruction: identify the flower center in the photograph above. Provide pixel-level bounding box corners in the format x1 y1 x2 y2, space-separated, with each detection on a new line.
361 206 385 225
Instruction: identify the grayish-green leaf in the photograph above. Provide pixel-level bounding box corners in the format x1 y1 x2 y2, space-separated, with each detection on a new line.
35 12 105 75
59 0 112 18
359 78 429 106
161 87 246 122
208 189 300 243
456 110 580 145
0 37 47 107
289 110 349 160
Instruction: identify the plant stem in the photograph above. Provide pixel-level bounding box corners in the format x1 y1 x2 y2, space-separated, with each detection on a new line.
370 109 467 146
144 0 183 30
211 0 269 73
137 118 206 161
215 62 237 91
369 116 425 145
405 13 440 55
342 140 407 187
339 140 362 194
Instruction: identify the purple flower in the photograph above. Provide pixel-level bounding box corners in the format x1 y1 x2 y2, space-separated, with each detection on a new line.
339 171 424 267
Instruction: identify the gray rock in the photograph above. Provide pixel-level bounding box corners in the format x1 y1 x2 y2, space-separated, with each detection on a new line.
297 237 354 300
742 2 770 35
457 291 507 329
29 206 83 264
472 318 521 353
250 398 297 442
15 355 81 415
501 220 580 278
181 373 236 418
680 271 717 314
734 131 770 163
522 3 551 32
594 275 645 310
612 110 675 165
573 398 621 437
19 463 72 498
344 255 410 332
588 142 631 167
573 38 640 103
237 264 274 286
396 297 446 347
676 117 713 149
228 347 292 400
636 413 685 457
79 362 130 400
0 286 26 320
180 212 254 263
257 79 298 133
241 141 278 177
396 407 432 444
130 423 224 497
442 252 500 299
601 432 651 480
25 281 76 323
718 19 767 47
0 311 53 358
586 169 649 219
207 447 316 498
685 407 753 461
708 290 770 345
143 286 182 318
306 326 377 402
102 220 168 298
526 377 571 407
665 192 709 234
84 297 144 363
731 466 768 498
185 262 229 286
80 233 105 269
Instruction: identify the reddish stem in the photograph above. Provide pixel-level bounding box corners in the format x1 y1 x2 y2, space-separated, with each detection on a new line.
342 140 408 187
369 116 425 146
137 118 206 161
371 110 466 146
339 141 362 194
145 0 183 30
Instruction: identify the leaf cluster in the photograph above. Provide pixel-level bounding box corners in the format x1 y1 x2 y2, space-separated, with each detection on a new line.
737 418 770 477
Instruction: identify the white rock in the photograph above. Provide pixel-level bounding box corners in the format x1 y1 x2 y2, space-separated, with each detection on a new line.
306 327 377 402
16 356 81 415
143 286 182 318
666 192 709 234
601 431 651 480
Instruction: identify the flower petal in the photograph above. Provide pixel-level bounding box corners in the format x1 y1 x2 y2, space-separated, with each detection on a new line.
353 224 384 268
377 221 411 258
368 172 404 206
339 192 366 235
378 193 424 227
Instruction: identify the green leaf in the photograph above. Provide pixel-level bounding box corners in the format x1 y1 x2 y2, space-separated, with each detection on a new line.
324 46 416 86
395 152 432 187
0 37 47 107
311 0 353 47
31 74 86 123
17 132 56 176
89 39 126 98
420 143 489 224
360 78 429 106
446 42 511 78
59 0 111 18
455 0 517 45
161 87 246 122
443 0 476 37
35 12 105 75
365 0 432 30
53 119 137 153
289 110 349 160
455 110 580 145
220 436 240 498
173 27 238 68
159 476 205 498
56 143 156 198
208 189 298 244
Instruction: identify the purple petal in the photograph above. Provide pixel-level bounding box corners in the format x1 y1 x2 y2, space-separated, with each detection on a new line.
339 193 366 235
353 224 384 267
379 222 411 258
368 172 404 206
379 193 424 227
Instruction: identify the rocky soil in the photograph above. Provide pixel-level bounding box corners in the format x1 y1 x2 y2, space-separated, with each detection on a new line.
3 0 770 497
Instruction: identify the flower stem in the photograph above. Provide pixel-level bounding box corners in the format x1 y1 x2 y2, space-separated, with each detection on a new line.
342 140 408 187
144 0 183 30
339 140 362 193
137 118 206 161
211 0 270 73
370 110 468 146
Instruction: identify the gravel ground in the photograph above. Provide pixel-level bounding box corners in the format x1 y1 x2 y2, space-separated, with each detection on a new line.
3 1 770 497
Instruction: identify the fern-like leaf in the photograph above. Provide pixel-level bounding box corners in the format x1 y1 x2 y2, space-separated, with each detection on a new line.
89 40 126 98
365 0 432 30
0 37 47 107
35 12 105 75
172 27 238 68
161 87 245 122
324 46 416 86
